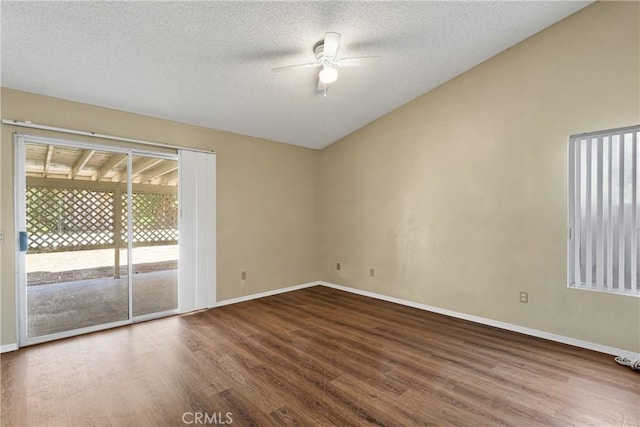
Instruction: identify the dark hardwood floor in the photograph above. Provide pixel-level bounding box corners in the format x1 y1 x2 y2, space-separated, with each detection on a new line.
2 286 639 426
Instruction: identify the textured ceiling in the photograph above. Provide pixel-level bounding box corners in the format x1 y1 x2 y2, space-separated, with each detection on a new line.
1 1 591 149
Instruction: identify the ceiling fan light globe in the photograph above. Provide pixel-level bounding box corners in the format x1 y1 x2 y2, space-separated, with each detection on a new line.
319 66 338 84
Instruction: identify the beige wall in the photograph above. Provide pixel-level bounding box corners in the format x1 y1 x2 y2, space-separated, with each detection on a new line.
0 88 319 346
319 1 640 352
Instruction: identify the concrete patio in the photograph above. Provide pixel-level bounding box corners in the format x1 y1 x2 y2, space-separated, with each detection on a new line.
27 269 178 338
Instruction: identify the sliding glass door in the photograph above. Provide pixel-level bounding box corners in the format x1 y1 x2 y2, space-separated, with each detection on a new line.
22 143 131 339
129 154 179 317
16 134 180 345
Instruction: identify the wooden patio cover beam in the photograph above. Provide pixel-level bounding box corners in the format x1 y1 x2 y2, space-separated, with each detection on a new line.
70 149 96 179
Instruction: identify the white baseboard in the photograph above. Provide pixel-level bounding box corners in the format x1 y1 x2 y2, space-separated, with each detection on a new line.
6 280 636 359
215 281 321 307
319 281 640 359
1 343 19 353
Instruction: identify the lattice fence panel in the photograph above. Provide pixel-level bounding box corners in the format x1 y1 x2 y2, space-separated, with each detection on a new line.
26 186 114 253
122 192 178 245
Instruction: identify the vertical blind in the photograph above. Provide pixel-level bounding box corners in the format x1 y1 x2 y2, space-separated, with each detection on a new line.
568 125 639 295
178 150 217 311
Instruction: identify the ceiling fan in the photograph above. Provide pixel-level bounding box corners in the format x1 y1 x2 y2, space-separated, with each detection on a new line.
272 32 380 96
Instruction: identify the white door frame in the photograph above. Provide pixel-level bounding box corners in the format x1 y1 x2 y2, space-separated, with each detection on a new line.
14 133 182 347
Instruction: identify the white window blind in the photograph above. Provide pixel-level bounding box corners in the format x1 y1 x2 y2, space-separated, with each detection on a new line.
179 150 217 311
568 125 639 296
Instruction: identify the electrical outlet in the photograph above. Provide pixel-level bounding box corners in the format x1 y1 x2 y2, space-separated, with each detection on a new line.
336 262 341 271
241 271 247 280
519 291 528 303
370 268 375 277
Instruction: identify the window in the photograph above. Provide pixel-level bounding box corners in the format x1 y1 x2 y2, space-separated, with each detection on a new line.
568 125 639 296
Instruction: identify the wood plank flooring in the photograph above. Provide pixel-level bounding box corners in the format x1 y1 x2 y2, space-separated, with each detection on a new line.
2 286 639 426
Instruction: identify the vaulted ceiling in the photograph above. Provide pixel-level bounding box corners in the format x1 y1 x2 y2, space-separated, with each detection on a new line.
1 1 591 149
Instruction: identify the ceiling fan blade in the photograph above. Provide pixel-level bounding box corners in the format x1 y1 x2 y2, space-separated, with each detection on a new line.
271 62 319 72
323 32 341 58
337 56 382 67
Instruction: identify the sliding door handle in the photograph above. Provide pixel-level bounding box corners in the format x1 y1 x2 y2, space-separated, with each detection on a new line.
19 231 28 252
